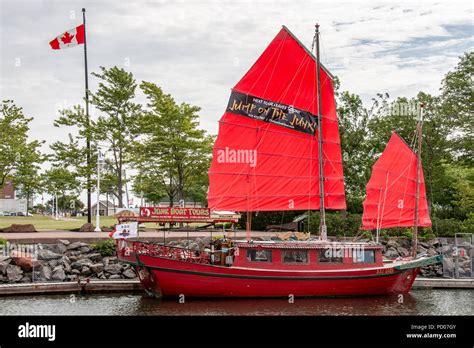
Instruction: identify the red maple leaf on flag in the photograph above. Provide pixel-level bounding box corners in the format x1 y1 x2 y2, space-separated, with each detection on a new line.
60 32 75 44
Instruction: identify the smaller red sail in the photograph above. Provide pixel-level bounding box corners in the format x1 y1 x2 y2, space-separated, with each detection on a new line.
362 132 431 230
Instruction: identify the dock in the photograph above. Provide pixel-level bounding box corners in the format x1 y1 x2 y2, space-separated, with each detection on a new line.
412 277 474 289
0 280 142 296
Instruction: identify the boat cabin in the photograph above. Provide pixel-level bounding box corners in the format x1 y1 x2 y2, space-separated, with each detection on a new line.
230 241 384 270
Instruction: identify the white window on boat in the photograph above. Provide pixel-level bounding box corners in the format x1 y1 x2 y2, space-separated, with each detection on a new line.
318 249 343 263
246 249 272 262
353 249 376 263
282 250 309 263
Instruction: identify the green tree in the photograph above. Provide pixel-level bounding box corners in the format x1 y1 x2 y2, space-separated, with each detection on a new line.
0 100 43 188
50 105 96 208
90 66 141 207
336 91 371 212
14 143 46 211
439 52 473 164
41 167 80 213
133 81 213 206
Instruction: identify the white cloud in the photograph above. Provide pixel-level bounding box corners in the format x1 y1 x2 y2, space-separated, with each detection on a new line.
0 0 472 202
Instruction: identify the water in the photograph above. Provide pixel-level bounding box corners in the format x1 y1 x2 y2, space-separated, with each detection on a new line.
0 289 472 316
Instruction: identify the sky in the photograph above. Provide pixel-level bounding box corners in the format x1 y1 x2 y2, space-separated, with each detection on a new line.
0 0 472 205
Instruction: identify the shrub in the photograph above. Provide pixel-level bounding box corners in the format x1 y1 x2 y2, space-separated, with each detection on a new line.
0 237 7 246
91 238 116 256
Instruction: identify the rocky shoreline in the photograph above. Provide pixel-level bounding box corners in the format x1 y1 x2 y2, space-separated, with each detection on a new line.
0 237 470 283
0 239 137 283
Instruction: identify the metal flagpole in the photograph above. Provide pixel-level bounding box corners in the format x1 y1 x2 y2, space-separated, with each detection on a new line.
412 104 424 257
95 146 102 232
315 24 327 240
82 8 92 224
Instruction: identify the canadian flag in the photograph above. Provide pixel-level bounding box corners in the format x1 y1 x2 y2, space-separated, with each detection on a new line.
49 24 84 49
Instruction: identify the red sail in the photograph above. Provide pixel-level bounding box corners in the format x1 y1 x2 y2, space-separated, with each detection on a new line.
208 26 346 211
362 133 432 230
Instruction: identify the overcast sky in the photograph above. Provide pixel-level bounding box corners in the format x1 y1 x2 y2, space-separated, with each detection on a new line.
0 0 472 204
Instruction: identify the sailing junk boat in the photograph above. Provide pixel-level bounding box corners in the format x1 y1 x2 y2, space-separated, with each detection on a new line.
116 25 441 298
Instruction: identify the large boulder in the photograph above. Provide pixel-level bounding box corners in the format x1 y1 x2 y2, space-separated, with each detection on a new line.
384 247 400 259
0 259 12 274
40 265 52 280
79 223 95 232
397 247 410 257
2 224 37 233
88 253 103 263
37 249 62 261
43 243 67 255
122 268 136 279
104 264 122 274
80 266 92 276
10 250 41 272
51 266 66 281
58 239 70 246
90 263 104 273
71 258 93 270
6 264 23 281
67 242 89 250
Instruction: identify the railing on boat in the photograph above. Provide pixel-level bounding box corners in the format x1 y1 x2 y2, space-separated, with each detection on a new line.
117 240 211 264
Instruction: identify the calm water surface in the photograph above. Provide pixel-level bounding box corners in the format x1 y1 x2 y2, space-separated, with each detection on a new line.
0 289 472 316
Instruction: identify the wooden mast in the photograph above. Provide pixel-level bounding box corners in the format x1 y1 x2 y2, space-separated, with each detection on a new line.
315 24 327 240
412 103 424 258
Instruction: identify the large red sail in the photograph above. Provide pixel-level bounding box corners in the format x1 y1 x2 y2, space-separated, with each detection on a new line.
208 26 346 211
362 133 431 230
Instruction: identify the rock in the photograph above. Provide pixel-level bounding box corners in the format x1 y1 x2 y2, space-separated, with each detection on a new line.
67 242 89 250
40 265 52 280
88 253 103 262
0 256 12 263
71 258 93 270
397 247 410 257
439 245 453 254
71 269 80 275
79 246 92 253
103 257 117 266
80 266 92 276
63 259 71 273
2 224 37 233
0 260 11 274
31 271 42 281
386 239 399 249
47 243 67 255
20 275 32 282
51 266 66 281
68 255 80 262
58 239 70 246
10 250 40 272
48 259 59 268
79 223 95 232
90 263 104 273
108 274 121 279
66 274 78 282
418 241 429 249
384 247 400 259
97 272 106 279
104 264 122 274
6 265 23 281
443 257 454 272
37 249 62 261
122 269 136 279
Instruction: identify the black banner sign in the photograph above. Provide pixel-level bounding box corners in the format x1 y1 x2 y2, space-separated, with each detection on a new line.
226 91 318 135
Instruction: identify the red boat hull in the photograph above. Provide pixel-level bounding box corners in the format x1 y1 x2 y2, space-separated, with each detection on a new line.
134 254 418 298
